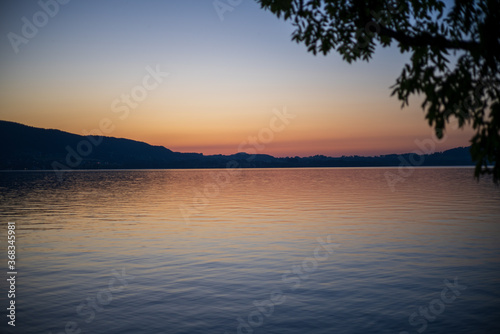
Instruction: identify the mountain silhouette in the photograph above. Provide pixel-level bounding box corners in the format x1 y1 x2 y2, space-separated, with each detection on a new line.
0 120 473 170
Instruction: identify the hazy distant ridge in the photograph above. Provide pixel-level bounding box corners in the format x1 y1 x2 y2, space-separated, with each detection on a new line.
0 120 473 170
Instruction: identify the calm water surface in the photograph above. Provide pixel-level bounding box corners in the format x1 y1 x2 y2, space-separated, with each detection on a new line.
0 168 499 334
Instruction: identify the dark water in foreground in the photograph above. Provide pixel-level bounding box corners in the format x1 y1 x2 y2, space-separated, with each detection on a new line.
0 168 499 334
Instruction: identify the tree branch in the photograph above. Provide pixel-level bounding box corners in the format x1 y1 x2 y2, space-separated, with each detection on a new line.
378 25 479 52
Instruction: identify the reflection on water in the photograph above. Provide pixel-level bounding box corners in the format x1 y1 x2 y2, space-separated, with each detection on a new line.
0 168 499 333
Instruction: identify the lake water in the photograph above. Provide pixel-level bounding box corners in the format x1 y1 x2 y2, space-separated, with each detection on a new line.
0 168 499 334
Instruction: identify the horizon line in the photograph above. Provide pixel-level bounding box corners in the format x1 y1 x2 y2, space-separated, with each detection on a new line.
0 119 470 160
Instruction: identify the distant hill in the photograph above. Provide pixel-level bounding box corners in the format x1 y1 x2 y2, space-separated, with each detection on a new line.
0 120 474 170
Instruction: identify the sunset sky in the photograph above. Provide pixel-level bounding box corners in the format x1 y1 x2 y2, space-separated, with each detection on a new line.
0 0 473 157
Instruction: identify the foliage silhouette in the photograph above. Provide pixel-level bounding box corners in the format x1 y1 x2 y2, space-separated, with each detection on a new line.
257 0 500 182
